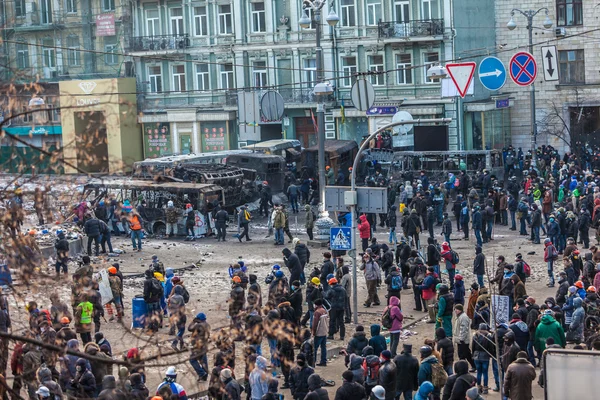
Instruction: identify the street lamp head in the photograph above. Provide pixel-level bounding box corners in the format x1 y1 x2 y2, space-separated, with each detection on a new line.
298 10 311 28
507 17 517 30
326 9 339 26
313 81 334 95
543 14 553 29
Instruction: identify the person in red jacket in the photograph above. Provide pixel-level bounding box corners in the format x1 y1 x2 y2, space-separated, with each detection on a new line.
11 339 24 397
358 215 371 252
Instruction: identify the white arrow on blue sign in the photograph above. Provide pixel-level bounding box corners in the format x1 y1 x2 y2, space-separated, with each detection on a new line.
478 56 507 91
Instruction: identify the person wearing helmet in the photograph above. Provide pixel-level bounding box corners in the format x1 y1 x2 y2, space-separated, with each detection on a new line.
165 200 179 238
108 267 124 322
369 384 385 400
324 277 346 341
156 366 187 399
188 313 210 382
325 165 335 186
268 270 289 306
229 276 245 330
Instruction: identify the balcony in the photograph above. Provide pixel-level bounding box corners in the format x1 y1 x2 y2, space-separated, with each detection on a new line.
378 19 444 40
139 91 227 110
129 34 190 54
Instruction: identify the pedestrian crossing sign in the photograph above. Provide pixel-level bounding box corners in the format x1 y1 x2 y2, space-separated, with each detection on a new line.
330 227 352 250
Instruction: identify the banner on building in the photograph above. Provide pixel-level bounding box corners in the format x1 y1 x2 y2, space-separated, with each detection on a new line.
201 122 229 152
143 122 172 158
96 14 116 36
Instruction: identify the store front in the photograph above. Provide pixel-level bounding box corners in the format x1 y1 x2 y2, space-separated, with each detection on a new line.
464 100 512 150
59 78 142 173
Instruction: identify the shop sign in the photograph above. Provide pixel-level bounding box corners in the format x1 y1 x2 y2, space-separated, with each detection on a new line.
96 14 116 36
143 122 172 158
201 122 229 152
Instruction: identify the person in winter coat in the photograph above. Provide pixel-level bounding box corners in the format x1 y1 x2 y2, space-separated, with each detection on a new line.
436 284 454 339
417 346 441 398
348 354 365 384
393 344 419 400
471 324 495 394
324 278 346 340
85 342 111 390
377 350 396 400
282 248 302 285
418 267 438 323
534 310 566 353
98 375 127 400
188 312 210 381
436 327 454 375
320 253 335 292
384 266 402 305
472 203 483 247
368 324 387 357
37 365 63 399
358 214 371 251
414 381 435 400
305 205 315 240
128 373 148 400
249 356 270 400
568 297 586 343
508 314 529 351
335 370 366 400
359 253 381 307
473 246 486 289
441 360 475 400
501 330 520 373
386 296 403 356
304 373 329 400
555 271 570 307
293 238 311 270
84 217 102 256
406 209 422 249
453 275 465 305
512 274 527 303
289 353 314 400
67 358 96 399
345 325 368 366
220 368 242 400
503 351 536 400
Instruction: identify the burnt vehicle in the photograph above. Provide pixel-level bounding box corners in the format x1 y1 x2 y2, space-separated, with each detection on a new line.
83 178 225 235
301 140 358 178
242 139 303 163
226 153 287 192
132 150 253 177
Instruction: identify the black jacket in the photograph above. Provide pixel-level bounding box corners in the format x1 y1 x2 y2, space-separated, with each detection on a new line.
334 381 366 400
143 274 163 303
473 252 486 275
379 360 397 400
324 284 347 311
289 364 314 399
283 248 302 284
320 260 335 288
555 278 569 306
393 352 419 392
304 375 329 400
84 218 102 237
215 209 229 227
380 250 394 272
294 244 311 267
287 287 303 319
437 337 454 369
346 331 369 356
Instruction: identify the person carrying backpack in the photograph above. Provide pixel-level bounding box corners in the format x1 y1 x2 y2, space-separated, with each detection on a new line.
384 266 402 305
514 253 530 284
544 238 559 288
384 296 403 356
143 269 164 332
417 345 446 400
440 242 458 290
362 346 381 397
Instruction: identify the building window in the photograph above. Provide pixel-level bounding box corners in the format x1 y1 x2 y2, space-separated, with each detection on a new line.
15 0 25 16
396 53 412 84
41 0 52 24
251 2 266 33
253 61 267 87
193 6 208 36
559 49 585 84
341 56 357 87
16 42 29 69
170 7 184 35
146 9 160 36
423 52 439 83
220 63 234 89
366 0 381 26
368 55 384 86
340 0 356 27
67 36 80 66
196 63 210 91
42 38 55 68
46 103 59 122
557 0 583 26
422 0 438 19
66 0 77 13
103 0 114 11
218 4 233 34
21 106 33 123
104 37 118 65
173 65 186 92
304 58 316 85
148 65 162 92
394 0 409 22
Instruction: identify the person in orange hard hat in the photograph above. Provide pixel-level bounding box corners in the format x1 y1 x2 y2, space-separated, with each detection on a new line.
108 267 124 322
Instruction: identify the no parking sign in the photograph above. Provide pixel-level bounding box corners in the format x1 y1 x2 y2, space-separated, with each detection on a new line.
509 52 537 86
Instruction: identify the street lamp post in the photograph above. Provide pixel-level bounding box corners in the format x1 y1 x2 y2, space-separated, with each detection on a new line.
507 8 553 168
299 0 339 233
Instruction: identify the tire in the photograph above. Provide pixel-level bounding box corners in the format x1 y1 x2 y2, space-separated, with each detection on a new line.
153 222 166 236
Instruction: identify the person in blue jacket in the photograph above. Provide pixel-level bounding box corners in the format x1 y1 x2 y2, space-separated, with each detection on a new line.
368 324 387 356
472 203 483 247
460 201 470 240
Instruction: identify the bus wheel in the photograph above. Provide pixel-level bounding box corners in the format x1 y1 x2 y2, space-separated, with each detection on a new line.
153 222 166 237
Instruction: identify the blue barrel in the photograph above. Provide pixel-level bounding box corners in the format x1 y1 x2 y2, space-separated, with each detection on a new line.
132 296 147 328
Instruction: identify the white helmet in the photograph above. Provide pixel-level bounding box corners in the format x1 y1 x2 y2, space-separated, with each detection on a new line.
166 366 177 377
371 385 385 400
167 201 174 207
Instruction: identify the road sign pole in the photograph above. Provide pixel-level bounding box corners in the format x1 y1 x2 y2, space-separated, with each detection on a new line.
349 117 451 324
528 24 538 169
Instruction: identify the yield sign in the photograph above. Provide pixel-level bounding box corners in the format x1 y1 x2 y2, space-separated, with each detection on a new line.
446 62 476 98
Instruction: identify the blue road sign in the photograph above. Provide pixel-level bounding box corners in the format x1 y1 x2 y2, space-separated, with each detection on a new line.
478 56 507 91
330 227 352 250
509 52 537 87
